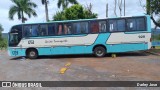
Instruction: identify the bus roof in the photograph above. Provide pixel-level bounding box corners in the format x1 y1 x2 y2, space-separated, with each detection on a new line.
14 15 150 26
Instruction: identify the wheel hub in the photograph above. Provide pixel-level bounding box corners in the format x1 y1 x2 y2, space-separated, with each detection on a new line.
30 51 35 57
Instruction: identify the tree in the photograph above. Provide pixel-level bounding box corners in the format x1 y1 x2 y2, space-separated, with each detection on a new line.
0 24 4 41
0 24 7 50
53 11 66 21
146 0 160 28
9 0 38 23
57 0 78 10
41 0 49 22
64 4 84 20
53 4 98 21
83 3 98 19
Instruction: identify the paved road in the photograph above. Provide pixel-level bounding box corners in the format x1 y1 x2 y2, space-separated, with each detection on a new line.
0 50 160 90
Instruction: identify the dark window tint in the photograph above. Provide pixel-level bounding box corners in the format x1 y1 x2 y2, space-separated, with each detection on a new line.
39 25 47 36
109 19 125 32
63 23 72 35
24 25 39 37
136 18 145 31
99 21 107 33
127 19 136 31
91 21 99 33
48 24 56 36
109 20 117 32
73 22 80 34
73 22 88 34
117 19 125 31
9 25 22 46
57 24 63 35
24 25 32 37
31 25 39 36
127 17 146 31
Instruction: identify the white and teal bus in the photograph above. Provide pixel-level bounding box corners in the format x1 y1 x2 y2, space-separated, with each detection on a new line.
8 15 151 59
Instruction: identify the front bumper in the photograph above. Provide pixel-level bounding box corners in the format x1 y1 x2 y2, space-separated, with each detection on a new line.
8 48 26 57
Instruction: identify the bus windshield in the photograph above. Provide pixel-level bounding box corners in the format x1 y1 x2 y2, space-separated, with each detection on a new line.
9 33 19 46
9 25 22 47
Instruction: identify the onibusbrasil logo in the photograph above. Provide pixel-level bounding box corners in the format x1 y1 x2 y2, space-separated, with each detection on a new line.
2 82 42 87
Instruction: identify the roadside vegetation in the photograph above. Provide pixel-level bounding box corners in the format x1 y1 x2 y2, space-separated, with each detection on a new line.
0 24 7 50
53 4 97 21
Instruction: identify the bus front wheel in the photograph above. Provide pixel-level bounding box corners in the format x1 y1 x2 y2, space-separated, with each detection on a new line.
94 46 106 57
27 49 38 59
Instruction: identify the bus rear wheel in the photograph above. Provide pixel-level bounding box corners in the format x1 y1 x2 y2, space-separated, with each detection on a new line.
27 49 38 59
94 46 106 57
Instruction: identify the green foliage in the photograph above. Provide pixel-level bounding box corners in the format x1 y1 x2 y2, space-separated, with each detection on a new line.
150 0 160 15
64 4 84 20
152 35 160 41
53 11 66 21
0 39 8 50
146 0 160 15
9 0 37 23
146 0 160 28
0 24 4 41
53 4 98 21
83 9 98 19
0 24 7 50
146 0 151 14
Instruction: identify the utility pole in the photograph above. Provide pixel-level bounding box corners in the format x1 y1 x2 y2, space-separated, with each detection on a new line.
106 3 108 17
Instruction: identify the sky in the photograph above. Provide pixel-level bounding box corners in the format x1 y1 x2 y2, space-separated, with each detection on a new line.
0 0 153 33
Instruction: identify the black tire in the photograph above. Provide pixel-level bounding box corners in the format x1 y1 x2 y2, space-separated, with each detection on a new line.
27 49 38 59
94 46 106 57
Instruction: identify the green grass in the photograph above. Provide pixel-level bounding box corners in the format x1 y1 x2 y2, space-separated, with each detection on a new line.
149 46 160 54
155 46 160 49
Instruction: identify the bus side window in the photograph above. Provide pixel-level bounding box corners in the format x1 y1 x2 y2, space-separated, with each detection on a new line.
63 23 72 35
99 21 106 33
73 22 88 34
73 22 81 34
48 24 56 36
24 25 32 37
117 19 125 31
109 20 117 32
39 25 47 36
31 25 39 36
127 19 136 31
57 24 63 35
80 22 88 34
91 21 99 33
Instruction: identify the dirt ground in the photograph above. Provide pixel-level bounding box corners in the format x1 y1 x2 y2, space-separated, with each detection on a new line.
0 50 160 90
